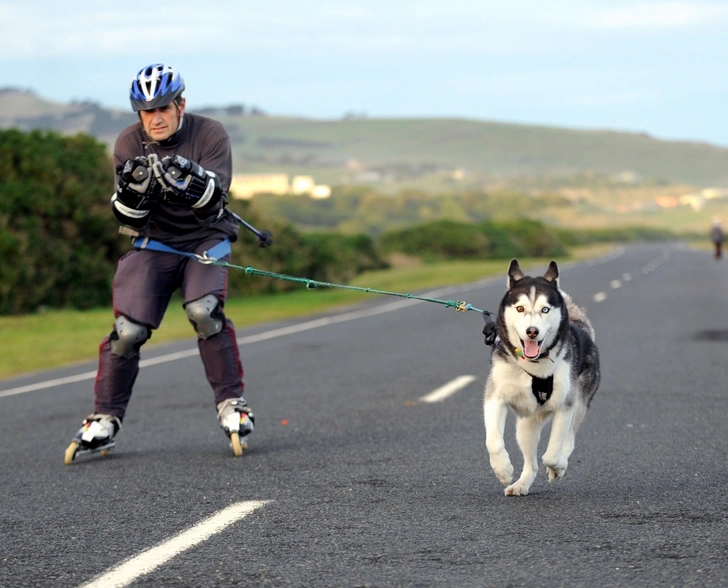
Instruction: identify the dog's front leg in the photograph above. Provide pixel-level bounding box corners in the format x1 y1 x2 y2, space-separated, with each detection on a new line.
505 415 545 496
542 409 573 482
484 398 513 486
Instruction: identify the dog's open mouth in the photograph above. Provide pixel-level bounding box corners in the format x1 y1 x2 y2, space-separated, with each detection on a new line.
521 339 542 359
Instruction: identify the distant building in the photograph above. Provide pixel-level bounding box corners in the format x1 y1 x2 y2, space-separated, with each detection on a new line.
702 188 728 199
229 173 332 200
678 194 705 211
291 175 315 195
655 195 679 208
230 174 289 199
311 185 332 199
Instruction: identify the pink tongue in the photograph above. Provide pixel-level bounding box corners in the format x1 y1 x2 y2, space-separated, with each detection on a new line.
523 340 540 358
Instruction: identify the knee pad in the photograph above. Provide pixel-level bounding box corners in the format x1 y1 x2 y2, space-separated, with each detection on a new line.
185 294 225 339
110 316 150 358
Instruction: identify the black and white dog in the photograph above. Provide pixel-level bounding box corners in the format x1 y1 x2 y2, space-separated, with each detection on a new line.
483 259 600 496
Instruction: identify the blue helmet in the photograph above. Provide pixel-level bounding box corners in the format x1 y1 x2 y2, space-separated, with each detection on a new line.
129 64 185 112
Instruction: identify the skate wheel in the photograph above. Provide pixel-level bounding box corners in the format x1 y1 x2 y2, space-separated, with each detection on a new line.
230 432 243 457
64 440 80 465
101 449 109 457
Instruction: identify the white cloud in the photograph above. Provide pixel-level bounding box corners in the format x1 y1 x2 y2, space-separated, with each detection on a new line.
0 2 535 59
587 2 728 29
4 0 725 62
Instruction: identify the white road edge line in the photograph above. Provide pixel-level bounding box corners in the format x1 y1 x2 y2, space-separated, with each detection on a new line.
1 279 499 399
420 375 477 404
78 500 271 588
0 298 420 399
0 372 99 399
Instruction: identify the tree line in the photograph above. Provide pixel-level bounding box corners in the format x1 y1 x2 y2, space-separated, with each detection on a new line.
0 129 672 315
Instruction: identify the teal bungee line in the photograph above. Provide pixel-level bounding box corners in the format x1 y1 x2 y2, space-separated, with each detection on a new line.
197 255 488 315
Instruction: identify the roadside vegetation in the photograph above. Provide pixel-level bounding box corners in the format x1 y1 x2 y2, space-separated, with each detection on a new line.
0 127 703 378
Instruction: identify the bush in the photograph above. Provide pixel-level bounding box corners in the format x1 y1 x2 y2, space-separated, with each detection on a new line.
0 129 122 314
224 200 387 295
378 218 568 261
378 220 490 261
300 232 388 283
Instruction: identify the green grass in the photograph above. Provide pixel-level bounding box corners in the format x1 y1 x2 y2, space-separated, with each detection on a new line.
0 246 611 380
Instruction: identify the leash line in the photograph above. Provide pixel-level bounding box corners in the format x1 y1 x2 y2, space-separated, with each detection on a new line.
220 259 488 314
132 237 496 317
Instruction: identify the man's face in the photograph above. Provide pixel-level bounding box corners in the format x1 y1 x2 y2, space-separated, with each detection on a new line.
138 98 186 141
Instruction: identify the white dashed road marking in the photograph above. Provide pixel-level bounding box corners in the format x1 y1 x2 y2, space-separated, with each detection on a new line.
593 292 608 303
420 375 477 403
609 280 622 289
78 500 271 588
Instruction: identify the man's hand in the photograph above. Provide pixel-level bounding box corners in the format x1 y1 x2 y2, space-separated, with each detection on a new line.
118 157 157 197
111 157 160 228
159 155 222 216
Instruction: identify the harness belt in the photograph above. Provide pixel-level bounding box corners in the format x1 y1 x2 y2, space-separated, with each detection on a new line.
132 237 231 264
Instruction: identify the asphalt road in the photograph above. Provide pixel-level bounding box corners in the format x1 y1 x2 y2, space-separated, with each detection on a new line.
1 242 727 588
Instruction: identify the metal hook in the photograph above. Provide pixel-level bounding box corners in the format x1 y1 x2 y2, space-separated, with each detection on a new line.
194 252 218 265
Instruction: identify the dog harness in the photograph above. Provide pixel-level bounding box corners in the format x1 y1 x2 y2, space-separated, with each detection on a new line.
531 375 554 405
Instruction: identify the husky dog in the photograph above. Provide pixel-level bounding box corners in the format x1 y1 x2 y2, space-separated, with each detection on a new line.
483 259 600 496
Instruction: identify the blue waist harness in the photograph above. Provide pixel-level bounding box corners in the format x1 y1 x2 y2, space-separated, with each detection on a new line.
132 237 231 264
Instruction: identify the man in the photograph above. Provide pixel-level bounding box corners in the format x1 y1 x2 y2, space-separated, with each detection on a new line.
712 217 724 260
65 64 254 463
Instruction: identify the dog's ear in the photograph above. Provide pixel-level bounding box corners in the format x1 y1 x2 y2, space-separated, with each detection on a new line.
543 261 560 284
508 259 523 288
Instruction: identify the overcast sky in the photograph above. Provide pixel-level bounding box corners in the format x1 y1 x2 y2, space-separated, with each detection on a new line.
2 0 727 146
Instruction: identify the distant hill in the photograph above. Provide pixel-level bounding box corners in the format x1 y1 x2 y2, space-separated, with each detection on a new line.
0 88 137 148
2 88 727 188
223 116 728 188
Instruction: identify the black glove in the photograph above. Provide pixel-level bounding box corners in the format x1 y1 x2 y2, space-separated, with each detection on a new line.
117 157 157 197
111 157 159 228
159 155 222 217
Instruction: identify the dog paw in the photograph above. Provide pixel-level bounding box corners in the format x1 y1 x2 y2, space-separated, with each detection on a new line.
490 454 514 486
543 455 567 482
546 466 566 482
505 482 530 497
496 471 514 486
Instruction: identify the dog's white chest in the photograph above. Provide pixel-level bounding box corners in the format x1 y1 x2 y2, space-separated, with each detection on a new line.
488 359 569 416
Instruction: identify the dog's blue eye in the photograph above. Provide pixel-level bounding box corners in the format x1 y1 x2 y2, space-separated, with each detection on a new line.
542 307 550 313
